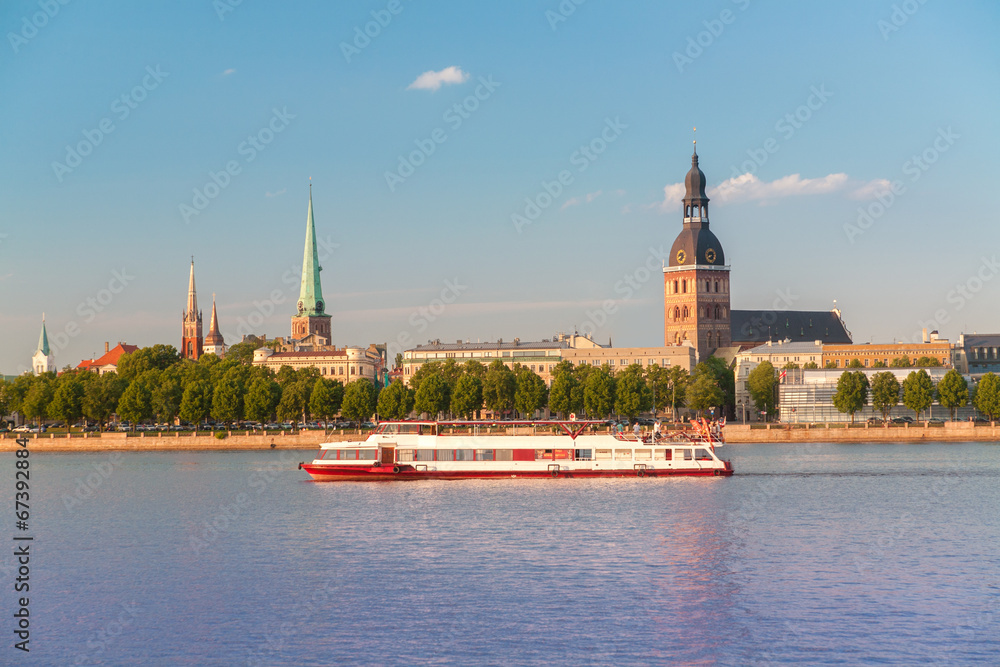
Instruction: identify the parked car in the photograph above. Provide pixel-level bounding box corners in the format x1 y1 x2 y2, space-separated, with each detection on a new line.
927 417 946 424
867 417 884 425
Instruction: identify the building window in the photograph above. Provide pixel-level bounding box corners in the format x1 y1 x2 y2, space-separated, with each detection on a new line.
673 280 678 294
674 306 680 321
706 280 711 292
683 306 689 319
682 280 687 294
714 281 719 293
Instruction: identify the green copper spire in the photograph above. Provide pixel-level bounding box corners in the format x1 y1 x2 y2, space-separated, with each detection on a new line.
296 184 326 316
37 316 50 356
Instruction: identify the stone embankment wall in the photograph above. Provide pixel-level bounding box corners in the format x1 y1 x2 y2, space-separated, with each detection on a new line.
3 422 998 452
724 421 1000 443
0 430 355 452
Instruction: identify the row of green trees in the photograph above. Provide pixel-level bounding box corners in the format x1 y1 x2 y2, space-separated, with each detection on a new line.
1 340 739 430
0 339 383 431
831 368 999 422
388 356 734 421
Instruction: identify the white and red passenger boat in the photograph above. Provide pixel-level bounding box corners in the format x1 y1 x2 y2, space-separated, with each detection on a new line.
299 419 733 481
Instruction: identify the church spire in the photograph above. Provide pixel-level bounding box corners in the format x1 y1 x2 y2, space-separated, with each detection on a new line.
186 258 198 318
32 314 54 375
683 133 710 227
206 294 223 343
297 182 326 316
181 258 203 360
37 315 50 356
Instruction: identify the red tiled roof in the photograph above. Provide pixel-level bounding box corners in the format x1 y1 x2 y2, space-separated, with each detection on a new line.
77 343 140 370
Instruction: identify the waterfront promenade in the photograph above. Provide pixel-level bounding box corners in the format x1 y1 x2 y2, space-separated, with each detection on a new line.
4 421 999 451
724 421 1000 443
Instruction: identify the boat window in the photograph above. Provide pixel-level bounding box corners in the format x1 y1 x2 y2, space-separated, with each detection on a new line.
634 449 651 461
455 449 474 461
496 449 514 461
694 448 713 461
574 449 593 461
436 449 454 461
535 449 553 461
512 449 534 461
679 449 692 461
595 449 612 460
474 449 494 461
654 449 671 461
614 449 632 461
397 449 415 462
415 449 434 462
419 425 437 436
553 449 573 460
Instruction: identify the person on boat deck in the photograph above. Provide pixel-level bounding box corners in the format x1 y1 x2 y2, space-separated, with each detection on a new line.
633 422 641 438
653 420 662 440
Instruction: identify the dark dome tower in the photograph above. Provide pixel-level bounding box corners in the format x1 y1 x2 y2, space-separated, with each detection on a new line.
663 142 731 359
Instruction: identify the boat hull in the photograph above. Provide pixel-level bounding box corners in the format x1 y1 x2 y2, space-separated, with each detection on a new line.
300 462 734 481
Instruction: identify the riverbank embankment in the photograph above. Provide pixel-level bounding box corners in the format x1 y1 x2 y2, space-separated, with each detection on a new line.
724 421 1000 443
3 421 999 452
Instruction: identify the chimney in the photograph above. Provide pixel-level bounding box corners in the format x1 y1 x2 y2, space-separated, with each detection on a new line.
105 342 109 353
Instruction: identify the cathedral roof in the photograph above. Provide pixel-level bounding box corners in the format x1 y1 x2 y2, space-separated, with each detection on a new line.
730 310 853 346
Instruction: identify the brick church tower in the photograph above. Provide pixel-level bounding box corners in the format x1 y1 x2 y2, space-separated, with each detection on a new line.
181 259 203 360
290 184 332 343
663 142 731 360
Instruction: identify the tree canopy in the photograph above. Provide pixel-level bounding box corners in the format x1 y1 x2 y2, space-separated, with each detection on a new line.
936 369 968 420
832 370 869 422
870 371 900 420
747 361 778 421
902 370 935 421
973 372 1000 421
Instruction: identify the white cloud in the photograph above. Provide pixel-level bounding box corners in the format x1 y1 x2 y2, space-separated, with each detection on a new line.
713 172 849 203
847 178 894 200
265 188 287 198
221 68 236 76
657 172 891 209
658 183 686 211
561 190 603 210
406 66 470 91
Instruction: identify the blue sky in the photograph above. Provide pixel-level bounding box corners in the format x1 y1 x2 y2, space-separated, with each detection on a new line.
1 0 998 373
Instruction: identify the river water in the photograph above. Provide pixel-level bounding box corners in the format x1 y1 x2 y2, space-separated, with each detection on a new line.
16 442 1000 665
